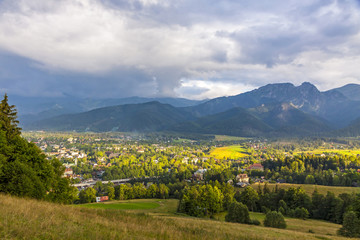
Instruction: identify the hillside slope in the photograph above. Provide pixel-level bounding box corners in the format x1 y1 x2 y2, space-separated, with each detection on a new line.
28 101 195 132
249 103 331 135
172 103 331 137
0 194 347 240
172 107 273 137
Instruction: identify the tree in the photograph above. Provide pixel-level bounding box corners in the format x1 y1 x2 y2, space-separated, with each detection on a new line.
294 207 309 219
225 201 250 224
158 184 169 199
0 94 21 140
305 175 315 184
107 186 115 200
338 211 360 238
79 187 96 203
240 186 259 212
264 211 287 229
221 182 234 210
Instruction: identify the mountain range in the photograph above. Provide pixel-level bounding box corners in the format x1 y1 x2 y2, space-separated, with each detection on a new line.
21 82 360 137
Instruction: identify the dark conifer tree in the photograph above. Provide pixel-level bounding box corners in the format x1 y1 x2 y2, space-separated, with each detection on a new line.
0 94 21 140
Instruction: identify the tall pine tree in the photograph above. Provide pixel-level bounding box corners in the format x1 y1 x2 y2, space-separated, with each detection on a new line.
0 94 21 140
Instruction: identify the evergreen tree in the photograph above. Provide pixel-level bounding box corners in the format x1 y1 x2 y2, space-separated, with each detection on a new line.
0 94 21 140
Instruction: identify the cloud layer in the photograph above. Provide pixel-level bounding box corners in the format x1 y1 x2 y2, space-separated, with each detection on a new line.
0 0 360 99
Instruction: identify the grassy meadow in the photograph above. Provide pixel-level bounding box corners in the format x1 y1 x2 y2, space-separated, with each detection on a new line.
214 135 249 141
210 145 250 159
0 194 351 240
293 148 360 156
79 199 179 215
214 211 343 237
250 183 360 196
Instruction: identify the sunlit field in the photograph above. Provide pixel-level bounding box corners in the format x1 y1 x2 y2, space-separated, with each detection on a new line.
293 148 360 156
210 145 250 159
250 183 360 196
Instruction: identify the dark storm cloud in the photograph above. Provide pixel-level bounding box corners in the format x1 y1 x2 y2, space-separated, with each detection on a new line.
0 0 359 99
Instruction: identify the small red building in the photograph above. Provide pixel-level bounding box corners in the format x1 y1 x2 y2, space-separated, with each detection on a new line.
96 196 109 202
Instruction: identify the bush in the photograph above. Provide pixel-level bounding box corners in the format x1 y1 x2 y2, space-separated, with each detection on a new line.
264 211 287 229
338 211 360 238
278 206 286 216
225 201 250 224
249 219 261 225
295 207 309 219
287 209 295 218
261 206 270 214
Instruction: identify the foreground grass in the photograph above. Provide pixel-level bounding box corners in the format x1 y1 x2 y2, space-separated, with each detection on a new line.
0 194 350 240
250 183 360 196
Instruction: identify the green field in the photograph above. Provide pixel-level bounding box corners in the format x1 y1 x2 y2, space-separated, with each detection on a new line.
293 148 360 156
250 183 360 196
0 194 349 240
214 135 249 141
210 145 250 159
80 202 159 210
79 199 179 215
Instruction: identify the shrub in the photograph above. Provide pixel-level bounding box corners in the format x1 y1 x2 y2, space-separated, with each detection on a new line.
261 206 270 214
249 219 261 225
338 211 360 238
278 206 286 216
263 211 287 229
295 207 309 219
225 201 250 224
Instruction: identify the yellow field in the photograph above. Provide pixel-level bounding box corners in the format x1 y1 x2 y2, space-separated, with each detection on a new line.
210 145 250 159
250 183 360 196
293 148 360 156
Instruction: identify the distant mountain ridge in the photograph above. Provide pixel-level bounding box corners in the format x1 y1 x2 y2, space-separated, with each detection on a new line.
13 96 206 126
28 101 195 132
23 82 360 137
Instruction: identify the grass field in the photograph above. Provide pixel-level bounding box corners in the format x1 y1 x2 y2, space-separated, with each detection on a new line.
250 183 360 196
214 211 342 237
79 199 179 215
0 194 350 240
214 135 249 141
210 145 250 159
80 202 160 210
293 148 360 156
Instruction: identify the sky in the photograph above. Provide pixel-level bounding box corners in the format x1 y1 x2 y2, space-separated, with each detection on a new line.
0 0 360 100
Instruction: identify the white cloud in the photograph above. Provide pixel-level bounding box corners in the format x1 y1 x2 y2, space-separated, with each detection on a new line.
0 0 359 98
